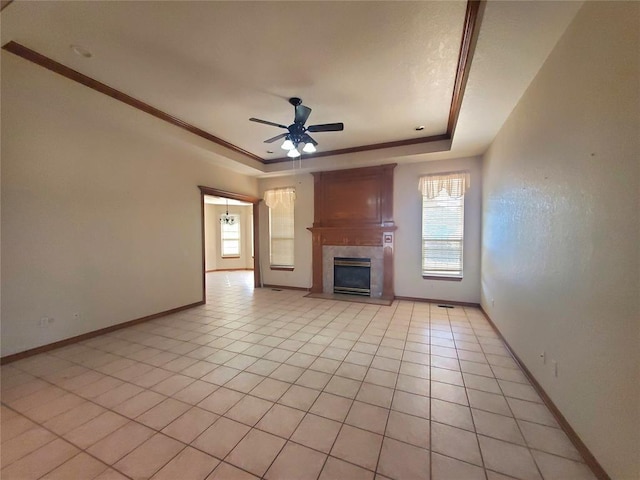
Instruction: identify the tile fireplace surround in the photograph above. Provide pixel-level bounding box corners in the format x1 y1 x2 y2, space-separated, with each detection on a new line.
323 247 384 298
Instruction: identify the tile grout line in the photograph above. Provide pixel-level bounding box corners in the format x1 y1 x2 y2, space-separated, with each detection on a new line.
487 348 548 480
3 308 583 470
2 275 593 480
218 298 366 480
0 401 137 480
249 301 389 479
0 292 328 478
370 300 413 478
308 301 397 480
451 307 489 479
4 303 458 477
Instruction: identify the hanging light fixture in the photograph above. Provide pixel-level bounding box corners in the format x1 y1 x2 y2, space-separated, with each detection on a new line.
220 198 237 225
281 137 295 150
287 148 301 158
281 131 317 157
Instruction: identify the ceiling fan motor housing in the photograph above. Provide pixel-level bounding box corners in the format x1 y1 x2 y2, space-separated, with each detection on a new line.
288 122 307 145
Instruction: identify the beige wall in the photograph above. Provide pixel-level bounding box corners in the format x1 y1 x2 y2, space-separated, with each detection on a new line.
481 2 639 478
394 158 481 303
1 52 258 356
258 174 314 288
205 203 253 271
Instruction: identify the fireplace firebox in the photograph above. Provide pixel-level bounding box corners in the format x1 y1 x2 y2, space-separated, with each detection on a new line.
334 257 371 296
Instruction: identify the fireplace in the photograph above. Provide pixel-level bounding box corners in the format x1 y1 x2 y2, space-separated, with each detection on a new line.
308 164 397 300
323 246 383 297
334 257 371 296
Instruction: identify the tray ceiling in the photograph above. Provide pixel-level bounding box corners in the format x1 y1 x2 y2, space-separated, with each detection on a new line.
1 1 583 175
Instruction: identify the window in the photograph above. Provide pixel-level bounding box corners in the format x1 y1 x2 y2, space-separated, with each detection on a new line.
220 215 240 257
419 172 469 278
264 188 295 268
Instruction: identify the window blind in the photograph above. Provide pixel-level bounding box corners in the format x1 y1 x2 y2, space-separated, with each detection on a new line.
420 174 467 277
221 215 240 257
268 198 294 267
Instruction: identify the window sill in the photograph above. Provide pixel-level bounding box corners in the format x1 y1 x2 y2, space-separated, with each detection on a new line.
222 256 241 259
271 266 294 271
422 275 463 282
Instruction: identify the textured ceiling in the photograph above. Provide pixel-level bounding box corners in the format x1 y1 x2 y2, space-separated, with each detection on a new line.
1 1 583 176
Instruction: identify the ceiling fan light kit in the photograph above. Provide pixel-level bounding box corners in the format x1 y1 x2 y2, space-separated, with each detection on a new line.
250 97 343 158
281 139 294 150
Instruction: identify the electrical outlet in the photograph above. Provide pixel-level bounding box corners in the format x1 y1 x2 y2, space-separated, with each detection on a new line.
73 313 81 320
491 298 495 307
552 360 558 377
540 351 546 364
38 317 52 328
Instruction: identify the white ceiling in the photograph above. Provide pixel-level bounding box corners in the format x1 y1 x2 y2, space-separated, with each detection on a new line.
1 1 582 177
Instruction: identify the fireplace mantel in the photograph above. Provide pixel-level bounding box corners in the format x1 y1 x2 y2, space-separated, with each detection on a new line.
307 164 396 298
307 226 397 247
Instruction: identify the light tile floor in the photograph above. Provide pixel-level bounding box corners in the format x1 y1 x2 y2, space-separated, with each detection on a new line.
1 271 597 480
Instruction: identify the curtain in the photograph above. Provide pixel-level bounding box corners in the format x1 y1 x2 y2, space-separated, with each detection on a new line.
418 171 470 199
264 187 296 209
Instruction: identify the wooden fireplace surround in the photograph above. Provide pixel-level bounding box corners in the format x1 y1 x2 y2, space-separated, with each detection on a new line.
307 164 397 298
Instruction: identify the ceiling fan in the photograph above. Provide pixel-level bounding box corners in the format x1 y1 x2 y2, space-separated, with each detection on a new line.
250 97 344 158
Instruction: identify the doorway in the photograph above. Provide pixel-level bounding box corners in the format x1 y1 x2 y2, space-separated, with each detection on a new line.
198 186 261 299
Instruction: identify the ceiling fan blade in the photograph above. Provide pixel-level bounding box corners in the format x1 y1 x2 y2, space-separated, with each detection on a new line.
294 105 312 125
308 122 344 132
264 133 288 144
302 134 318 146
249 117 288 129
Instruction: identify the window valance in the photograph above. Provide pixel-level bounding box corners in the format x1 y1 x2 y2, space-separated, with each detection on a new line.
264 187 296 209
418 171 470 199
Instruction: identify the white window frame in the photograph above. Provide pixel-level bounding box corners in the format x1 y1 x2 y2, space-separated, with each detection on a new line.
264 188 296 269
220 215 241 258
419 172 468 279
268 204 294 268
